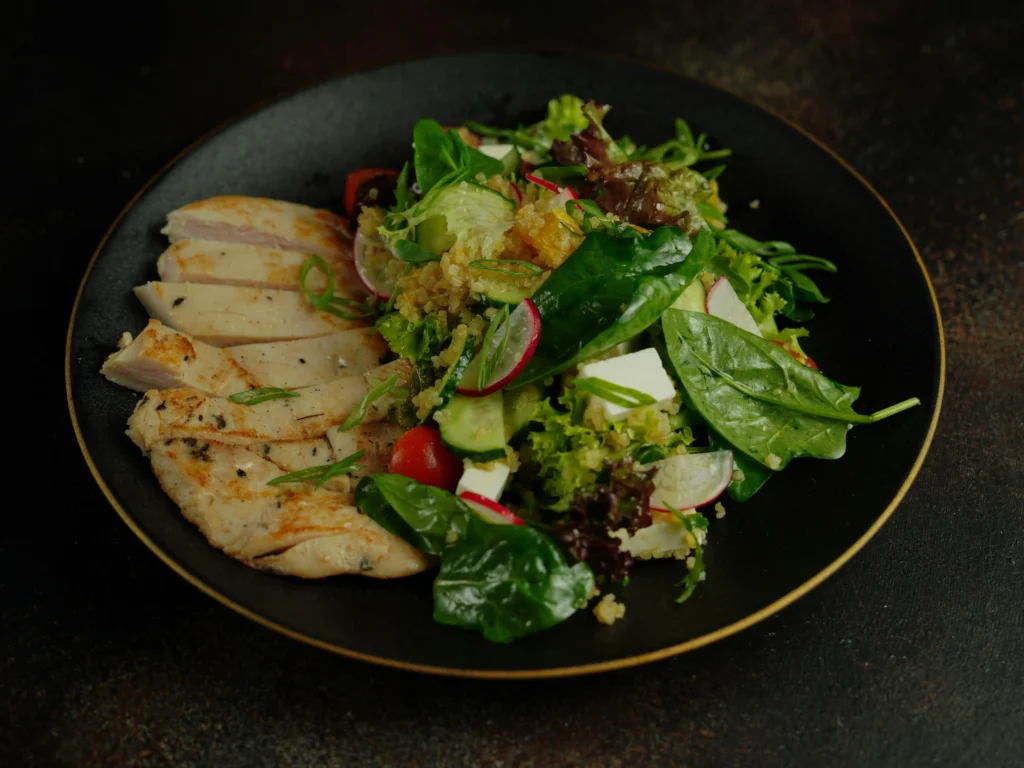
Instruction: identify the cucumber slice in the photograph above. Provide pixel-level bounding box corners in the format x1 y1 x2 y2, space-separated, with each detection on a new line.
416 214 457 256
437 392 507 461
499 146 521 176
671 276 708 313
503 383 543 439
472 281 535 307
426 334 476 420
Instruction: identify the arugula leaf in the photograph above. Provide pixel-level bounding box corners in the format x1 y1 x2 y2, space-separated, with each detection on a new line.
663 310 920 469
512 226 714 386
433 514 595 643
354 474 595 642
354 473 471 555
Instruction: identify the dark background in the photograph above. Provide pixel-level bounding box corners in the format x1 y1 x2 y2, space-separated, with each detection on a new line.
4 0 1022 765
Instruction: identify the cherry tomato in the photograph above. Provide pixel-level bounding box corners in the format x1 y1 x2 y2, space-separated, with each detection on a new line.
344 167 399 217
389 426 463 491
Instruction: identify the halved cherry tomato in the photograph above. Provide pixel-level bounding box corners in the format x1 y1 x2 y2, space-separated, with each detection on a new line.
344 167 399 217
771 339 819 369
388 426 463 491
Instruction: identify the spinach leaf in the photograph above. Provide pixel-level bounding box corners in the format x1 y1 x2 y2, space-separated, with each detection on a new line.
355 473 595 642
708 429 773 501
512 226 714 386
433 515 595 643
662 310 919 469
354 474 470 555
393 239 441 263
413 119 503 194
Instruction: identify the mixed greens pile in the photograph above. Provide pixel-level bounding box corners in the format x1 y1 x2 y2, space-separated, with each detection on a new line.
336 95 919 642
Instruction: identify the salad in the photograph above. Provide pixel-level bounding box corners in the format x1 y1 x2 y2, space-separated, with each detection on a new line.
338 95 920 642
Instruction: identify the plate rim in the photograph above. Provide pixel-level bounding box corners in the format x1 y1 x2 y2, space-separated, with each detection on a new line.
64 51 946 679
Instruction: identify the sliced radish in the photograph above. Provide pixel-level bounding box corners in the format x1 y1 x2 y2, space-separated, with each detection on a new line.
509 183 523 208
353 230 399 302
649 451 734 511
524 172 578 200
459 491 525 525
457 298 541 396
706 276 762 337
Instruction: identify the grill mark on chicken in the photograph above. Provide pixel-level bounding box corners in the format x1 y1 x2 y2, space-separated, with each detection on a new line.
147 439 429 578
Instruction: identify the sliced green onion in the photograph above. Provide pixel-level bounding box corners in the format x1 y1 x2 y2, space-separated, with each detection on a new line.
384 263 412 313
477 305 510 390
468 259 544 277
338 374 401 431
228 387 300 405
301 254 376 320
573 377 657 408
266 449 365 488
766 254 838 272
702 164 727 181
697 200 728 224
668 504 707 604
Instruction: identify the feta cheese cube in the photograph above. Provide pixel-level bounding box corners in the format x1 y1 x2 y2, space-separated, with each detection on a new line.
576 347 676 421
455 461 510 502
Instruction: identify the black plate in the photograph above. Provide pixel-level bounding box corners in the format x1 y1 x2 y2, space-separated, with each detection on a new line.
66 52 943 678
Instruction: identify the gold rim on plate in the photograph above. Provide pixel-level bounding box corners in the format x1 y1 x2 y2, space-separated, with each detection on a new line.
64 54 945 679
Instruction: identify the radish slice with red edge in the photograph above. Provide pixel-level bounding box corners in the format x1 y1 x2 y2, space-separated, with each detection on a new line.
353 230 398 302
459 491 525 525
509 183 523 208
524 172 579 200
457 298 541 396
649 451 735 511
705 276 762 337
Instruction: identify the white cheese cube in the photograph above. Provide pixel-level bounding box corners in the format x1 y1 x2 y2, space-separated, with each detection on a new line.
455 461 510 502
476 143 515 160
576 347 676 422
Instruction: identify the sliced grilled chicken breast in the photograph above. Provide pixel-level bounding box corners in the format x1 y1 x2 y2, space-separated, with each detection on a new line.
156 240 364 293
149 439 430 578
128 360 411 450
101 319 257 395
162 196 352 260
327 422 405 479
253 423 402 493
228 330 387 389
134 282 369 347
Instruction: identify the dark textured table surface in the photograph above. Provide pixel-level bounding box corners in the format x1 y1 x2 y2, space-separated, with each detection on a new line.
5 0 1022 765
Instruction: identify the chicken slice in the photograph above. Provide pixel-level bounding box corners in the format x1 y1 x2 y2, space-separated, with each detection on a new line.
227 329 387 389
156 240 364 293
134 282 369 347
100 319 257 395
162 196 352 260
127 360 412 451
254 422 404 494
327 422 406 479
149 439 430 578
